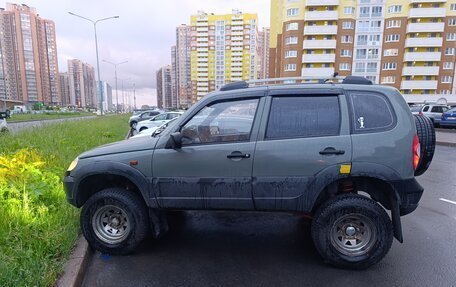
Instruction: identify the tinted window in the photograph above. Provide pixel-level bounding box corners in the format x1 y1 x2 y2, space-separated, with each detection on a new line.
431 106 444 113
349 93 395 133
181 99 258 144
422 106 430 112
266 96 340 139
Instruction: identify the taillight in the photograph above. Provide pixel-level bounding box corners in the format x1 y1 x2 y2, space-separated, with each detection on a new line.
419 111 423 116
413 134 421 170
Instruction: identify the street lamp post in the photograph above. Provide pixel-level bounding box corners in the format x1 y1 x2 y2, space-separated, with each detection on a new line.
133 82 136 110
119 78 131 113
102 60 127 113
68 12 119 115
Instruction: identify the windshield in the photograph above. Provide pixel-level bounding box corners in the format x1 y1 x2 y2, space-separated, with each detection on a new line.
410 106 422 112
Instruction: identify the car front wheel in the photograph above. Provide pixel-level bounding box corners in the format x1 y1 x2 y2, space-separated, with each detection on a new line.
311 194 393 269
81 188 149 255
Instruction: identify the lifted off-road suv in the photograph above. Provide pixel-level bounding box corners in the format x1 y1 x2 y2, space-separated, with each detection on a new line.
64 76 435 269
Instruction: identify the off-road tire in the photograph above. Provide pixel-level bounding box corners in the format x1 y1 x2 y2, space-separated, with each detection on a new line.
311 194 393 270
81 188 149 255
413 114 435 176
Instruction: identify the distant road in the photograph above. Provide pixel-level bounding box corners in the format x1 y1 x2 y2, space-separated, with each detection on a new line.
7 116 96 133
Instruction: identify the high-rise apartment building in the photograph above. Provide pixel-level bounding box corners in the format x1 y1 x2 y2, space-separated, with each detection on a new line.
59 73 70 106
258 27 271 79
171 45 178 108
190 10 259 102
68 59 96 108
0 3 60 107
97 81 113 111
156 65 173 109
174 24 192 108
270 0 456 97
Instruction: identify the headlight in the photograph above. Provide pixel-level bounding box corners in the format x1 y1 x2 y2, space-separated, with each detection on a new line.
67 157 79 172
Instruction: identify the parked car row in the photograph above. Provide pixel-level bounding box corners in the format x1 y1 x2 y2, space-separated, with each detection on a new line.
410 104 452 127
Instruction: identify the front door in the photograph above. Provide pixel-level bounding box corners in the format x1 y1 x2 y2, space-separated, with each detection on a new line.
152 97 262 210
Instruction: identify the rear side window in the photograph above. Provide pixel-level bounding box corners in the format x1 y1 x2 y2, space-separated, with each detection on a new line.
349 92 396 133
266 96 340 139
431 106 443 113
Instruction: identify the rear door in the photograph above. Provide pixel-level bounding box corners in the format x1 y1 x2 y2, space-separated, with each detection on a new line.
252 90 352 212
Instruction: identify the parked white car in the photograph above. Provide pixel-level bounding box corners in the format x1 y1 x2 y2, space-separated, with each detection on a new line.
135 111 183 132
410 104 449 126
131 118 179 139
0 118 7 132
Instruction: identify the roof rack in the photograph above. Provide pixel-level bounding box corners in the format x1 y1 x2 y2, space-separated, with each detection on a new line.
219 75 372 91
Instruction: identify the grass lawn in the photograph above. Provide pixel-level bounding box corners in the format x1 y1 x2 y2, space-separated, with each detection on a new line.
0 114 129 287
8 112 94 123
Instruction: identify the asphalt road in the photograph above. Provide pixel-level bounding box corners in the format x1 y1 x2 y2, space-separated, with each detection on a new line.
82 146 456 287
7 116 96 133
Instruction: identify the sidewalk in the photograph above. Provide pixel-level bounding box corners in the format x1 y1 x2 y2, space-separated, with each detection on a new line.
436 129 456 147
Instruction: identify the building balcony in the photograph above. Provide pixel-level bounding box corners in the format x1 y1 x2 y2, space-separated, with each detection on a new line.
305 11 338 21
306 0 339 5
232 46 244 51
404 52 441 61
400 80 438 90
197 47 209 51
232 31 244 36
197 67 208 72
196 27 208 32
402 66 440 76
409 8 446 18
304 25 338 35
301 67 335 77
302 53 336 63
197 73 208 77
196 42 208 47
197 33 208 37
303 39 337 49
406 22 444 33
410 0 446 3
231 72 243 77
405 37 443 47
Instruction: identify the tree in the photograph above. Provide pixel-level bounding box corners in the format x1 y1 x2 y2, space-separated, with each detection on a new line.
140 105 150 110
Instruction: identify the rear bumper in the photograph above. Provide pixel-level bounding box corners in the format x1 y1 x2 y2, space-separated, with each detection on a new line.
390 178 424 216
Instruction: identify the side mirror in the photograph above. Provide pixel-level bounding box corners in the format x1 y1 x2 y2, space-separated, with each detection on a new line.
165 132 183 149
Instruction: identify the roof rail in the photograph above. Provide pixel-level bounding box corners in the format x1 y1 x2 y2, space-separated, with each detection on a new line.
218 75 373 91
220 81 249 91
247 75 344 86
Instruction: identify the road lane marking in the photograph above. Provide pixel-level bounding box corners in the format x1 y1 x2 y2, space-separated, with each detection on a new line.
439 198 456 205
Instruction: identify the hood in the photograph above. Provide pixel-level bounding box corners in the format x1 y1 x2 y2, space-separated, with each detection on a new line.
79 135 158 159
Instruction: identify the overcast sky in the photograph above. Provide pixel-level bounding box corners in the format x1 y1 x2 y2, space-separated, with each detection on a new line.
6 0 270 107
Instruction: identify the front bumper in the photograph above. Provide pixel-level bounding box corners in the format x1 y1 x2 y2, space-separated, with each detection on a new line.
63 175 77 206
390 178 424 216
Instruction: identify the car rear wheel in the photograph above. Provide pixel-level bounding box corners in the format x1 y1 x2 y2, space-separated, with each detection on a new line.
413 114 436 176
311 194 393 269
81 188 149 255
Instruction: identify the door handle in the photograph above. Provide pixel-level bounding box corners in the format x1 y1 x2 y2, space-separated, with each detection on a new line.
319 147 345 155
227 152 251 159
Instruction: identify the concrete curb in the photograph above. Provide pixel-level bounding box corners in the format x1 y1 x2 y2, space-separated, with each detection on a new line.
56 236 93 287
436 141 456 147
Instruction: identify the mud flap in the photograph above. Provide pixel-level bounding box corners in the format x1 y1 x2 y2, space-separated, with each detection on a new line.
390 195 403 243
148 209 169 238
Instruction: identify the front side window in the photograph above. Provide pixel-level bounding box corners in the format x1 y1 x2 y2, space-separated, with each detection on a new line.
180 99 258 145
153 114 167 121
266 96 340 139
349 93 395 133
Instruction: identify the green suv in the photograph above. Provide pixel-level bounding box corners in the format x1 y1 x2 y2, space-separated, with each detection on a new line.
64 76 435 269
